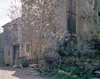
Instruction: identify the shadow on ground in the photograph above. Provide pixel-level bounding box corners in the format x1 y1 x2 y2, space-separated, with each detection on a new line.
0 66 45 79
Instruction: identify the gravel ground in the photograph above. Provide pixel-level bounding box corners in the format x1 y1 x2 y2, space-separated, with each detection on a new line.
0 66 48 79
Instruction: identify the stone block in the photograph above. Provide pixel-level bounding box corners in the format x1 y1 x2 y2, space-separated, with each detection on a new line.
29 64 38 69
95 71 100 74
58 69 65 73
65 72 71 76
72 75 77 78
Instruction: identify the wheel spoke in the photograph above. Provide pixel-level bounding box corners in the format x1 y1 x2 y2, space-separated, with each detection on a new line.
52 63 59 67
50 52 52 57
51 63 57 69
53 52 56 58
47 65 51 72
47 52 50 57
49 65 53 71
45 65 50 72
55 60 60 63
41 66 45 70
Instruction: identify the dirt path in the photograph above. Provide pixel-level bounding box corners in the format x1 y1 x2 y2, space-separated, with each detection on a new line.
0 67 47 79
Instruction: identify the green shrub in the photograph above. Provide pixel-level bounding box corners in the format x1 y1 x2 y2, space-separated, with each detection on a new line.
82 74 87 79
60 64 70 72
69 76 76 79
54 72 65 78
96 74 100 78
62 76 69 79
54 72 70 79
70 66 76 74
60 65 77 74
86 71 92 78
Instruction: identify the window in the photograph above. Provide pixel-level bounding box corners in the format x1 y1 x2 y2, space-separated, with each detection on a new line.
67 0 76 34
26 45 29 52
4 29 9 40
13 24 18 41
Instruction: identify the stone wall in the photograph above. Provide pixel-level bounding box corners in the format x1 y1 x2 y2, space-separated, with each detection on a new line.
3 27 13 65
76 0 100 50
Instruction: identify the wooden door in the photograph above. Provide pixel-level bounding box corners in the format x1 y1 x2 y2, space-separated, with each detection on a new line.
67 0 76 34
13 45 19 65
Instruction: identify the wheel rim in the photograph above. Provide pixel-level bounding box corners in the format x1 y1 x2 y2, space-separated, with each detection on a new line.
38 50 61 74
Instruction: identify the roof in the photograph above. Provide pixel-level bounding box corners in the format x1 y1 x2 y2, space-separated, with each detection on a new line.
2 22 12 28
2 17 21 28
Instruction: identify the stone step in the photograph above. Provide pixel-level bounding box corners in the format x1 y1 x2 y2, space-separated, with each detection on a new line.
58 69 65 73
13 64 23 68
95 71 100 74
29 67 40 70
29 64 38 69
58 69 77 78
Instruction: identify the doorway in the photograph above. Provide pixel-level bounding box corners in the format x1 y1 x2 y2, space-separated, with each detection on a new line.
13 45 19 65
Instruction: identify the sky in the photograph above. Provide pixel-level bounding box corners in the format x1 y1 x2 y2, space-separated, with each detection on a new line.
0 0 20 33
0 0 11 32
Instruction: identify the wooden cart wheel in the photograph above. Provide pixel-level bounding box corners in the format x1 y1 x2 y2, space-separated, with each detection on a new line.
38 50 61 74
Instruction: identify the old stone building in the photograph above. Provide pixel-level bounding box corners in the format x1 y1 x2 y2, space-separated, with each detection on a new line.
2 19 21 65
2 0 100 72
2 19 35 65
